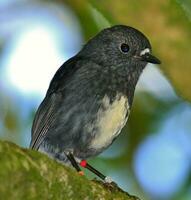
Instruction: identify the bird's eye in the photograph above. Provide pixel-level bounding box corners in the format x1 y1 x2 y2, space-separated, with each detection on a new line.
120 43 130 53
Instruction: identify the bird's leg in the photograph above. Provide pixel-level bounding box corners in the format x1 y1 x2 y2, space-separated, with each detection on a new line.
79 160 113 183
66 153 113 184
79 160 128 193
65 152 84 175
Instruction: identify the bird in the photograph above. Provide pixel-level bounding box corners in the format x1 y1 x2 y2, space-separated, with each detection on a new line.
30 25 161 182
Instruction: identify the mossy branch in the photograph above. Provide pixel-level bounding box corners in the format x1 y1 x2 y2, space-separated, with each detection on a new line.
0 140 140 200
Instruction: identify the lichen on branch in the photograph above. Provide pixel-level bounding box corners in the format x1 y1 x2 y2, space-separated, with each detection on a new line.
0 140 140 200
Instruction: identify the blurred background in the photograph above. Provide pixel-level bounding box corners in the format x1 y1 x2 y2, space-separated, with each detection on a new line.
0 0 191 199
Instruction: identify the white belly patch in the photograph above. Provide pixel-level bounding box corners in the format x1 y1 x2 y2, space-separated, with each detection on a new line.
90 94 130 149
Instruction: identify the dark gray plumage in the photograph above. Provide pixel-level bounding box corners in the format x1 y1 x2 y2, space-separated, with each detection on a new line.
30 25 160 163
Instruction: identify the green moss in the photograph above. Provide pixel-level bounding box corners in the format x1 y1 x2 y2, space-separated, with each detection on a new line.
0 140 139 200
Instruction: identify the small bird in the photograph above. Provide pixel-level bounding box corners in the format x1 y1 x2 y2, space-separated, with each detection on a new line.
30 25 160 182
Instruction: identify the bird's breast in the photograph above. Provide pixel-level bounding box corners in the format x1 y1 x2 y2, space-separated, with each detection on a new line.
90 94 130 150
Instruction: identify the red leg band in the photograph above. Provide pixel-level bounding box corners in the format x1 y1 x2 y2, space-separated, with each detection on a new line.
80 160 87 168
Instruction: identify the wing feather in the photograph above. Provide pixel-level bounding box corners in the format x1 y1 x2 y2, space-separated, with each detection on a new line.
30 56 81 150
30 93 60 149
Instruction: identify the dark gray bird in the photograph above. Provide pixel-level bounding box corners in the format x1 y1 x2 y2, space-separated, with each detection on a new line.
30 25 160 182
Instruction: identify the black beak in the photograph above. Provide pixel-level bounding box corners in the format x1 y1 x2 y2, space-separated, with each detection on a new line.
141 53 161 64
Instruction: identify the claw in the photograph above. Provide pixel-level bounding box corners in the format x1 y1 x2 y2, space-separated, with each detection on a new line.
104 176 113 183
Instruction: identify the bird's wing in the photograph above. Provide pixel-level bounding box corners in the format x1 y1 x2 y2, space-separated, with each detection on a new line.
30 93 60 149
30 56 81 150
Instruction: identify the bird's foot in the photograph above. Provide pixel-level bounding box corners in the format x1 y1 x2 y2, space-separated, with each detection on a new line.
78 171 84 176
103 176 119 190
92 178 121 192
92 178 140 199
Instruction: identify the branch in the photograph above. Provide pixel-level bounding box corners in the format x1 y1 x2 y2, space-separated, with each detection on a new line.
0 140 140 200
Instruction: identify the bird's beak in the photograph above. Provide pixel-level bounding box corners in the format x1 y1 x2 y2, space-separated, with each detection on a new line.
140 53 161 64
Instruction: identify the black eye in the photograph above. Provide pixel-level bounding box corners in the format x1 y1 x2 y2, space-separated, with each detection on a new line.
120 43 130 53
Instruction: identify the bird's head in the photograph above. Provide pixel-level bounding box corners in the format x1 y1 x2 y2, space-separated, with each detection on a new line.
78 25 161 102
80 25 160 72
